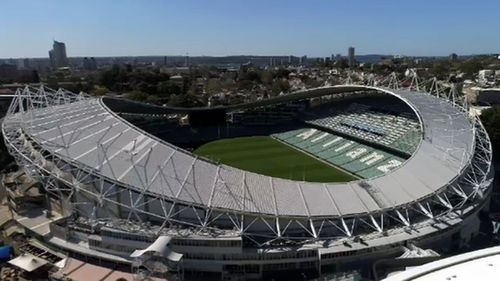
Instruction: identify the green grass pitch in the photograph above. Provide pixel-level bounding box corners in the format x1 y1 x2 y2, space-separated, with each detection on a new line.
193 136 356 183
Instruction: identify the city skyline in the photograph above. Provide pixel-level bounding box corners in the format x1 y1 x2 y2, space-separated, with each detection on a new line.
1 0 500 58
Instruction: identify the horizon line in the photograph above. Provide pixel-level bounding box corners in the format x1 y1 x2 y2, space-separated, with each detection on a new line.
2 52 499 61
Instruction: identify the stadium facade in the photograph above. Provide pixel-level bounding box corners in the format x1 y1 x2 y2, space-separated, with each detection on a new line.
1 77 494 280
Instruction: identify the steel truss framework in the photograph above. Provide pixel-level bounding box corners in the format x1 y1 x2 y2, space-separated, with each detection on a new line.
1 79 493 248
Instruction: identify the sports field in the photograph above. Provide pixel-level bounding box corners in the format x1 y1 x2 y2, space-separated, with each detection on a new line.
194 136 356 182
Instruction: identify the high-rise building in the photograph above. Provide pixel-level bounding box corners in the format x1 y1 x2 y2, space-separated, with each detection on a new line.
23 58 30 69
299 55 307 65
16 59 26 70
49 40 69 69
348 47 355 67
269 57 282 67
14 58 30 70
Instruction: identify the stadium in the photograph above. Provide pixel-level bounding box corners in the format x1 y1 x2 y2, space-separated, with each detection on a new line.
1 76 494 280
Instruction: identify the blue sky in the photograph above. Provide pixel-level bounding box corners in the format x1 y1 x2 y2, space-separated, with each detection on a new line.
1 0 499 58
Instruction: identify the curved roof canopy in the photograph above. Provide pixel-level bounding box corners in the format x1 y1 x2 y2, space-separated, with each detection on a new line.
12 85 474 218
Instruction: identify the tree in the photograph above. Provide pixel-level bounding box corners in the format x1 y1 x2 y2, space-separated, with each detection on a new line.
429 61 452 80
157 81 181 96
302 77 323 88
168 94 203 107
480 105 500 158
238 68 260 82
124 91 149 102
260 70 273 86
275 68 290 79
335 58 349 69
271 79 290 96
31 70 40 83
99 64 128 90
135 81 157 95
459 59 483 79
205 78 223 95
146 94 162 105
91 85 109 96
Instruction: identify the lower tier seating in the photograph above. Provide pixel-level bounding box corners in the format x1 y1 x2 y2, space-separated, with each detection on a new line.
272 128 406 179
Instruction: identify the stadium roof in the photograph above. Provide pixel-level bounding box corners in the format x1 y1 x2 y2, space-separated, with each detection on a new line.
17 85 474 218
383 246 500 281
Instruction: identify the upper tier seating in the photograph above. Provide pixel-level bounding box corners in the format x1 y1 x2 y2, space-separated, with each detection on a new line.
303 102 422 155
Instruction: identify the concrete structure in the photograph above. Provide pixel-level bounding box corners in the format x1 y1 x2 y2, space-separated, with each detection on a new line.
1 77 493 279
478 70 496 87
383 246 500 281
50 257 166 281
467 87 500 105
